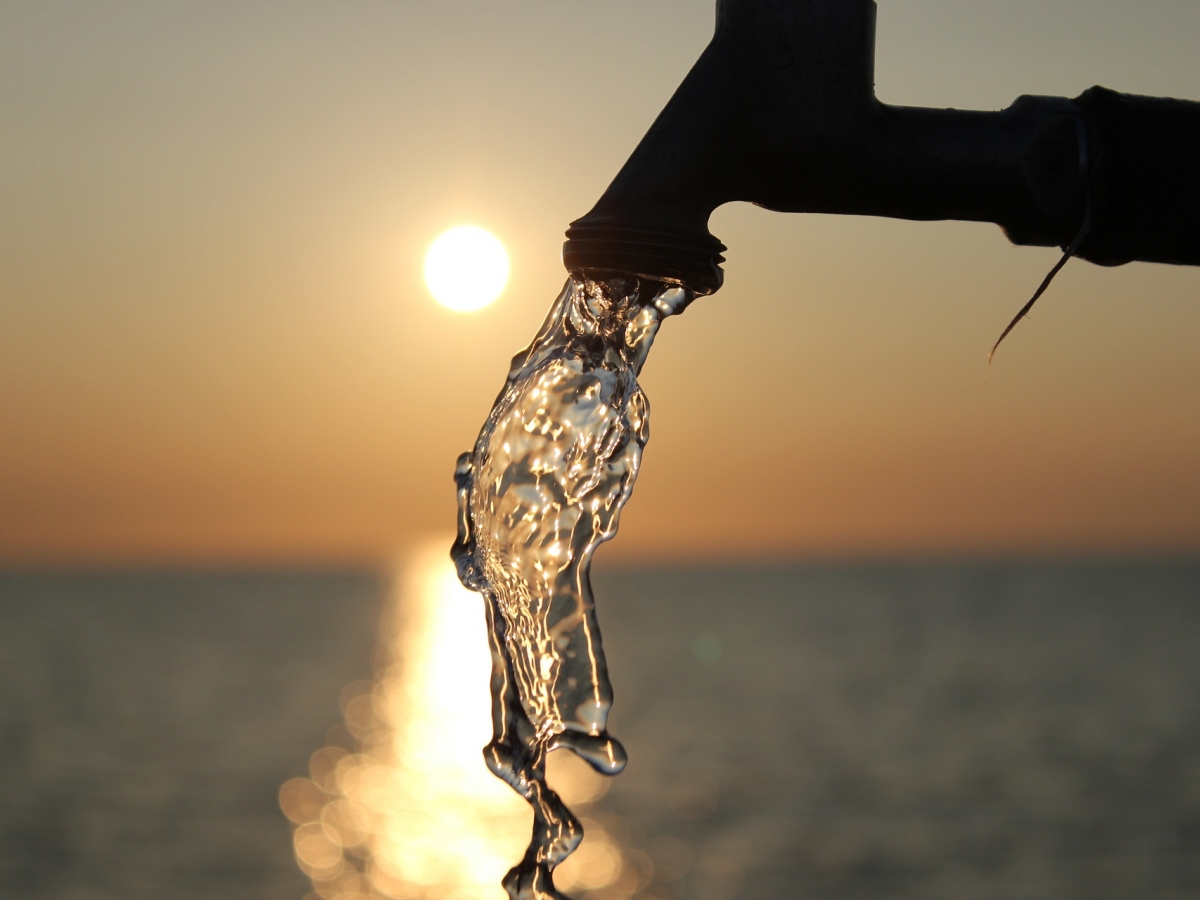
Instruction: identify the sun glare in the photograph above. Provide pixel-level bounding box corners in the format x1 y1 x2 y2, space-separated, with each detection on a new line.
424 225 509 312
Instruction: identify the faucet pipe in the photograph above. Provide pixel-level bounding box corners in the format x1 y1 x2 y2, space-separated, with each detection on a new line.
562 0 1200 294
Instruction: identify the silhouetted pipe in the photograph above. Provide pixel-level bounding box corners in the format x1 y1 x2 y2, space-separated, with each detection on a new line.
562 0 1200 294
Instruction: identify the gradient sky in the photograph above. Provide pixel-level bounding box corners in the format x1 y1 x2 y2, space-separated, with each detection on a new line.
2 0 1199 565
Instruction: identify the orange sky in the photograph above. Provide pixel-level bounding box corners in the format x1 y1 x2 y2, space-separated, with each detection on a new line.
3 0 1199 566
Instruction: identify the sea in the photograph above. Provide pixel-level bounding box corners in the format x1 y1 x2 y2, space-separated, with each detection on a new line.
2 558 1199 900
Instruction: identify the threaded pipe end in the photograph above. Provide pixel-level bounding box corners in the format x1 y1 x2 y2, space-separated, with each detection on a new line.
562 222 726 295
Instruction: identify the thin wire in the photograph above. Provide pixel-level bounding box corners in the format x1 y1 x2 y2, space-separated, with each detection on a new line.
988 114 1094 368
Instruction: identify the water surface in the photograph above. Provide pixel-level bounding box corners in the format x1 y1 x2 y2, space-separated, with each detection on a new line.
3 561 1200 899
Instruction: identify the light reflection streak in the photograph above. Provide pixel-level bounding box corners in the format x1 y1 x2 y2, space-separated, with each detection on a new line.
282 538 642 900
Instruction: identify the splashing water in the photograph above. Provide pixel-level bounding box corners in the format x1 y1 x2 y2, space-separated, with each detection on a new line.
453 274 691 899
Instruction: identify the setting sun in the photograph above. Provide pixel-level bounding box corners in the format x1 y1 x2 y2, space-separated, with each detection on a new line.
424 225 509 312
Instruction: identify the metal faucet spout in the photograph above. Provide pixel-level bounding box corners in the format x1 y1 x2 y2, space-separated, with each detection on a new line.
563 0 1200 294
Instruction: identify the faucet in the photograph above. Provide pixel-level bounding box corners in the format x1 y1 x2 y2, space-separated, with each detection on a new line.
562 0 1200 295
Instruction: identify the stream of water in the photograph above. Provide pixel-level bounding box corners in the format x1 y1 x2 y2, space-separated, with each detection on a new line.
452 274 691 899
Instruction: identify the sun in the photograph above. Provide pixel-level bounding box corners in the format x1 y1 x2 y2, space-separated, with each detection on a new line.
424 225 509 312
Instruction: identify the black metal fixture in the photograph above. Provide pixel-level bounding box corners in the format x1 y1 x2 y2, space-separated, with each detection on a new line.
563 0 1200 295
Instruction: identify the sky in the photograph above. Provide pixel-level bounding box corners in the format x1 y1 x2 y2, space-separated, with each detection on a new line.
2 0 1199 566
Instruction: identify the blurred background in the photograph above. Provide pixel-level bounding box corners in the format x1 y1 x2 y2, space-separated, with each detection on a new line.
2 1 1198 898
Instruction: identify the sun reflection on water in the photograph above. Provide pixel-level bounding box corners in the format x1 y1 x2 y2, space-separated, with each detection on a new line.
282 539 644 900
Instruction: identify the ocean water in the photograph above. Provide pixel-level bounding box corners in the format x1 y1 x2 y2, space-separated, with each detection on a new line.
592 561 1200 900
2 560 1199 899
0 570 383 900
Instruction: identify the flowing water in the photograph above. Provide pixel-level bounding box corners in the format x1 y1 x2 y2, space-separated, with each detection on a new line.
452 274 691 899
